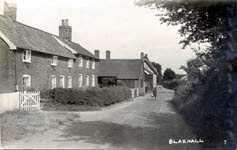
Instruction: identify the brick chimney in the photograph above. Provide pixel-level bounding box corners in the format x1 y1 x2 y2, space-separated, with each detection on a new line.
140 52 144 59
3 2 17 21
59 19 72 41
94 50 100 58
106 50 110 60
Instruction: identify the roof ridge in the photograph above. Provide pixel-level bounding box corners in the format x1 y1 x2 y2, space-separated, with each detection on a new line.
13 20 57 37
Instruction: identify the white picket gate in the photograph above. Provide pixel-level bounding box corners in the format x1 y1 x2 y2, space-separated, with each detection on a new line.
19 91 40 110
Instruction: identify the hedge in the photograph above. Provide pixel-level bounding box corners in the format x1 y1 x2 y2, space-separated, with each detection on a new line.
172 72 229 147
48 86 131 107
161 79 184 90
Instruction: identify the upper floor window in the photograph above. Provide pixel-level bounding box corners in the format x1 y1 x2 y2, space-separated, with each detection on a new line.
68 59 73 68
68 76 72 88
51 75 56 89
78 55 83 67
92 60 95 69
51 56 58 66
22 74 31 88
86 58 90 68
22 50 31 63
59 75 65 88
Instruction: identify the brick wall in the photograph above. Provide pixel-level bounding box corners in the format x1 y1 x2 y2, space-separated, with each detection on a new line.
0 38 10 93
13 49 98 91
0 38 15 93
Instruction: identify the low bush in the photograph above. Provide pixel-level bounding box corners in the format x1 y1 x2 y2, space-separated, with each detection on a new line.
49 86 131 107
40 89 52 99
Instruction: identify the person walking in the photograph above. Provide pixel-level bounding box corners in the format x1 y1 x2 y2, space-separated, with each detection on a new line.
153 86 157 101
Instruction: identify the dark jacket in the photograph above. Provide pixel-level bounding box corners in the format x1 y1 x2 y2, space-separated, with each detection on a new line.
153 87 157 97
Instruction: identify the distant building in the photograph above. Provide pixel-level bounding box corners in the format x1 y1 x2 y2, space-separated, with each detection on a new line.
98 52 157 95
0 1 157 95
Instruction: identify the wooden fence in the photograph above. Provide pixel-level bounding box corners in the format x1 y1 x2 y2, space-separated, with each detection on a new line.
19 91 40 111
0 92 19 113
0 91 40 113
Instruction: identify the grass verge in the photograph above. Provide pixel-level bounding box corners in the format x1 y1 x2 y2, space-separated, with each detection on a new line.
0 110 80 146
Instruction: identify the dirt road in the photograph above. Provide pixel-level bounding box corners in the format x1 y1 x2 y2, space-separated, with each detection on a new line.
4 88 201 150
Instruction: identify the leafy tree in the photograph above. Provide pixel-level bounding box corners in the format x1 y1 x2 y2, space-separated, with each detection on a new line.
151 62 162 83
135 0 233 60
180 57 205 83
163 68 176 80
152 62 162 75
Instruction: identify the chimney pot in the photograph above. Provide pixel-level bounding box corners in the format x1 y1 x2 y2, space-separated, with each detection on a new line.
95 50 100 58
106 50 111 59
62 19 65 25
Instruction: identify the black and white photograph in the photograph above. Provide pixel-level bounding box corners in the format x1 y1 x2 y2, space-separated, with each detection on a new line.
0 0 237 149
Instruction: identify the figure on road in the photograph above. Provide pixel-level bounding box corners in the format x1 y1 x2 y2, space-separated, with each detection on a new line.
153 86 157 101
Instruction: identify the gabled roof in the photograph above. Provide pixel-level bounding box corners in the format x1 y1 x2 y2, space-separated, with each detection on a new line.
0 15 86 59
143 57 158 75
98 59 143 79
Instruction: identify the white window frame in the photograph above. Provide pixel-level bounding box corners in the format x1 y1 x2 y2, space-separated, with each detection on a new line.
22 50 31 63
68 59 74 68
51 75 57 89
22 74 31 88
59 75 65 88
92 75 95 87
86 75 89 86
92 60 95 69
78 55 83 67
51 56 58 66
86 58 90 69
78 74 83 88
68 76 72 88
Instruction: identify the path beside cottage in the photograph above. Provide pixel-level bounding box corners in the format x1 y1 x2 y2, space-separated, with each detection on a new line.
3 87 201 150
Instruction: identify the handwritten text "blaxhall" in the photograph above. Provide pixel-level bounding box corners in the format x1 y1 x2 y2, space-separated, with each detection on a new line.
169 139 204 144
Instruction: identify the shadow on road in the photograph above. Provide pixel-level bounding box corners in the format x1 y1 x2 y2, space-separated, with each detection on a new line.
60 113 201 150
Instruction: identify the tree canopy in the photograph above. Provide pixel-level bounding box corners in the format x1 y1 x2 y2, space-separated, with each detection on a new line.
163 68 176 80
151 62 162 76
135 0 234 58
152 62 162 83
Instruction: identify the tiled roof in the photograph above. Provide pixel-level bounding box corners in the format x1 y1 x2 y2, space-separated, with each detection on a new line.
61 38 99 59
98 59 143 79
0 15 81 59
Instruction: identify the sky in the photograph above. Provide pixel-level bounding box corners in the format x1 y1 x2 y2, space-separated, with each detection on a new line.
4 0 196 74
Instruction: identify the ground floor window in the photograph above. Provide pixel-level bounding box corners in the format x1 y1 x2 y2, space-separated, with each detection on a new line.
86 75 89 86
59 75 65 88
22 74 31 88
51 75 56 89
92 75 95 87
79 74 83 87
68 76 72 88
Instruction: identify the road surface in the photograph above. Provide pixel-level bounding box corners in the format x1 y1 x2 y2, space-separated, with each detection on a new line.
4 88 201 150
